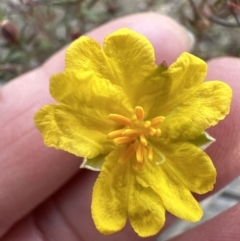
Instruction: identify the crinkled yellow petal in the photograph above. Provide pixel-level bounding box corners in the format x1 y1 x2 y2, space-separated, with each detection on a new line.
65 36 103 72
92 149 166 237
102 28 158 105
135 154 203 222
35 70 134 159
161 81 232 141
92 148 128 234
151 140 216 194
65 28 159 106
34 104 114 159
137 52 207 118
50 70 133 119
128 179 165 237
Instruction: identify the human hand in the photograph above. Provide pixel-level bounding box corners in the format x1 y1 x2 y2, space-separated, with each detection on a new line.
0 13 239 241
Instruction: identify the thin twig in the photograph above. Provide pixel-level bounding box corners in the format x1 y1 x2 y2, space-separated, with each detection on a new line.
206 14 240 27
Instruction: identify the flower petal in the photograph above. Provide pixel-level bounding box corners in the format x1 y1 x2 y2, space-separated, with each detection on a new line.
34 104 114 159
137 52 207 118
135 153 203 221
161 81 232 141
92 149 166 237
102 28 158 105
92 149 128 234
65 36 103 71
65 28 159 106
128 180 166 237
153 141 216 194
50 70 134 119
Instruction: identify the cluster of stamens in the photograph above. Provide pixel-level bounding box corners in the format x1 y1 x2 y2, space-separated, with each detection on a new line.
107 106 165 170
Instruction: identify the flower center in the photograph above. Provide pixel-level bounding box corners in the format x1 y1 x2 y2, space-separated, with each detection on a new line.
107 106 165 170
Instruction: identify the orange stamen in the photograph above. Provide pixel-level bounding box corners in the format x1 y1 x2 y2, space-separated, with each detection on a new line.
144 121 151 128
108 114 132 127
135 106 144 121
107 129 124 139
123 129 140 137
118 143 137 164
156 128 162 137
147 146 153 162
136 142 144 163
140 134 148 146
137 162 145 171
147 127 157 136
151 116 165 126
114 136 135 146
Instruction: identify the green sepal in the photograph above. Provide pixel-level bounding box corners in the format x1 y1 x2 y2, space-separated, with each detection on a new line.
80 154 106 171
191 131 215 150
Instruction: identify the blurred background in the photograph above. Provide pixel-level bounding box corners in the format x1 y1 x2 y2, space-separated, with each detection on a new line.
1 0 240 84
0 0 239 240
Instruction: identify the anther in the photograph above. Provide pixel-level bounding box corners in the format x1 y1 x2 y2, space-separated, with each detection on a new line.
156 128 161 137
107 129 124 139
140 134 148 146
108 114 132 127
147 127 157 136
114 136 135 145
147 146 153 162
144 121 151 128
123 129 140 137
136 142 144 163
151 116 165 126
135 106 144 121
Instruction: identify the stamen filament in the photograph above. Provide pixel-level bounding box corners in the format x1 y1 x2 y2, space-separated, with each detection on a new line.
135 106 144 121
140 134 148 146
107 129 124 139
114 136 135 145
108 114 132 127
151 116 165 126
118 143 137 164
137 162 145 171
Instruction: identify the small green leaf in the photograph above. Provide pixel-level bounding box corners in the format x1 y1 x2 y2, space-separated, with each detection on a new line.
80 154 106 171
191 132 216 150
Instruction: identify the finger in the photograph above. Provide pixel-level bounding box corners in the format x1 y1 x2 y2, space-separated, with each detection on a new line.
2 170 160 241
168 203 240 241
0 12 192 237
203 57 240 195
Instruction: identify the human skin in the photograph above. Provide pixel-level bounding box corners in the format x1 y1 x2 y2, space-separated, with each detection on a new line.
0 13 240 241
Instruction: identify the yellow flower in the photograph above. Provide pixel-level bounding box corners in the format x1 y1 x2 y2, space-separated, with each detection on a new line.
34 28 232 237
